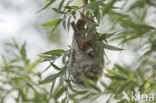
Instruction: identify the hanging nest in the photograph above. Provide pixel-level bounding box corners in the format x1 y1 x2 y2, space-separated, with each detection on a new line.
67 15 104 86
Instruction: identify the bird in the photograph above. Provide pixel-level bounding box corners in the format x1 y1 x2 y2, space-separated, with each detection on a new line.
67 15 103 87
71 18 94 57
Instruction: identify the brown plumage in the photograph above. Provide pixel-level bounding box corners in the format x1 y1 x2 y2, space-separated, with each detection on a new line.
76 19 86 31
67 16 103 87
71 17 94 57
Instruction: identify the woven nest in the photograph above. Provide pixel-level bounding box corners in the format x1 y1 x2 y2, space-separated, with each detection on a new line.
67 16 103 86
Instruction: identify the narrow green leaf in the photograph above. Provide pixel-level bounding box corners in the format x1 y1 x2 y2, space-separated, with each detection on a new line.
86 1 99 10
73 89 88 95
58 0 65 14
67 16 71 31
52 8 64 14
97 32 115 42
84 79 101 93
105 74 127 80
118 81 132 92
20 42 26 59
144 79 152 89
64 6 72 9
41 19 62 27
50 62 62 71
103 43 124 51
43 64 51 72
96 7 100 23
54 87 67 100
1 55 9 67
107 81 118 90
137 68 146 80
62 52 68 65
105 32 115 39
119 18 156 32
65 6 80 10
51 23 59 32
152 40 156 51
29 58 42 71
39 55 57 61
63 19 66 30
49 79 56 97
98 34 107 41
41 49 65 55
16 75 31 81
71 6 80 10
12 38 19 49
100 80 108 89
67 81 88 94
106 68 119 76
10 58 21 63
114 64 133 79
39 0 56 12
102 0 117 15
80 92 96 100
52 8 58 12
120 34 140 43
60 75 64 87
106 68 128 80
39 73 60 84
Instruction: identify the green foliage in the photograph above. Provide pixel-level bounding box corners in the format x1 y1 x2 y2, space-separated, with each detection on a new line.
41 19 62 27
39 68 65 84
38 0 156 102
41 19 62 32
0 40 49 103
39 0 57 12
1 0 156 103
102 43 124 51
